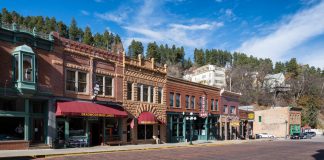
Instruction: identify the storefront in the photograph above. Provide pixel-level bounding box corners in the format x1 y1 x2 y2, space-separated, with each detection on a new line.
167 112 220 143
55 101 127 147
0 97 49 150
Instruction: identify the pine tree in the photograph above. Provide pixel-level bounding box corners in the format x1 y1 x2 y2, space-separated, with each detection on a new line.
57 21 68 38
146 42 159 60
69 18 79 40
128 40 143 58
83 26 93 45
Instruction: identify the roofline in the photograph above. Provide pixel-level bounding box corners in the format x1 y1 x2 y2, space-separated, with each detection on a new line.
167 76 221 91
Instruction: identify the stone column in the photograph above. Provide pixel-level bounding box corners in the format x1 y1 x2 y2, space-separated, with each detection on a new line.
219 115 223 140
224 116 227 140
47 99 56 146
160 124 167 143
131 119 138 144
121 118 127 144
24 99 30 141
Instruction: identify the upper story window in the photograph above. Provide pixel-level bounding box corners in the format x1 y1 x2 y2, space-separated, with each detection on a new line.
223 105 228 113
215 99 219 111
95 75 113 96
211 99 214 110
127 82 133 100
158 87 163 104
230 106 236 114
137 84 142 101
169 92 174 107
185 95 190 109
191 96 195 109
176 93 181 108
66 70 88 93
150 87 154 103
199 97 202 110
143 85 149 102
23 55 33 82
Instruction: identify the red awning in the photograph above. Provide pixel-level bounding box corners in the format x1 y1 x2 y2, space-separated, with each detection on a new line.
56 101 128 117
138 112 157 124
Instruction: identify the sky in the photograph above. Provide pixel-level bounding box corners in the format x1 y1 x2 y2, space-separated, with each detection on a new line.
1 0 324 69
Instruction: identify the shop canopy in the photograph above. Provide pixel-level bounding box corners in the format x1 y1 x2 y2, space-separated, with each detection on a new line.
138 112 158 124
56 101 128 117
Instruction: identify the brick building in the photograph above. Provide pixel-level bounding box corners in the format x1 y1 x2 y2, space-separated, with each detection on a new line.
253 107 302 138
165 77 241 143
122 54 167 144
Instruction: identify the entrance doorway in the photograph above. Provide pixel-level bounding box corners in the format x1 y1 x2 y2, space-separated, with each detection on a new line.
127 125 131 142
32 118 44 143
90 123 102 146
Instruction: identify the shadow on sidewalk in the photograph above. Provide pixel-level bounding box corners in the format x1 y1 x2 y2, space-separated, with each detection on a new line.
312 149 324 160
0 156 36 160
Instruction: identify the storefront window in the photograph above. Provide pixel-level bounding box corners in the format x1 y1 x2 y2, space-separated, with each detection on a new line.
127 82 132 100
23 55 33 82
138 125 153 140
0 98 24 112
69 118 85 136
30 100 46 113
105 118 119 137
0 117 24 140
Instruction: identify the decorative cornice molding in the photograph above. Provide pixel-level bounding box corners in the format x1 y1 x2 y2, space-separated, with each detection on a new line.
66 63 90 71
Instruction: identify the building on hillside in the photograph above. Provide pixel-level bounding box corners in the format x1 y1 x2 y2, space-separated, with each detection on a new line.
183 65 226 88
122 54 168 144
263 73 290 92
253 107 302 138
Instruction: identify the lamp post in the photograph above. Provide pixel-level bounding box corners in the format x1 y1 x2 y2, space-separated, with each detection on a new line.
285 120 288 139
184 112 197 145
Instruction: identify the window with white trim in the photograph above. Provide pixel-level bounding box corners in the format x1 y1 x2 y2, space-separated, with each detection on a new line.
95 75 114 96
66 70 88 93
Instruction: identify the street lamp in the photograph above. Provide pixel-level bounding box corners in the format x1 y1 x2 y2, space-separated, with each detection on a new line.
285 120 288 139
184 112 197 145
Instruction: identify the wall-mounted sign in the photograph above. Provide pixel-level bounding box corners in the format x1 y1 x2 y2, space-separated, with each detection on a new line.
81 113 114 117
230 121 240 127
248 113 255 120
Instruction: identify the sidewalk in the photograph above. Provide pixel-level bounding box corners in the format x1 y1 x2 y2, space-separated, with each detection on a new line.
0 139 269 158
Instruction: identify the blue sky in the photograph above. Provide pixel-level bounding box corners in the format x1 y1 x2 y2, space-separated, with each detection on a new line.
1 0 324 68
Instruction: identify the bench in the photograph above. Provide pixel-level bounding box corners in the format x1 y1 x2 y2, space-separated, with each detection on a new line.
67 136 88 148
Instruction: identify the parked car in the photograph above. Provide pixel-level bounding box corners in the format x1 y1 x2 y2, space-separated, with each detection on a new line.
302 132 312 139
307 131 316 137
256 133 275 139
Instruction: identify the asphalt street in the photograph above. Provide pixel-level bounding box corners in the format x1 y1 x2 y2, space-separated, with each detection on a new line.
34 136 324 160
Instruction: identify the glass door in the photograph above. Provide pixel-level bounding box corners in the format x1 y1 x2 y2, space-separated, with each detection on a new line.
32 118 44 143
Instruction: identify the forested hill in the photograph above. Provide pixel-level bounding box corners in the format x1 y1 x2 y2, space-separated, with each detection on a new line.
1 8 324 128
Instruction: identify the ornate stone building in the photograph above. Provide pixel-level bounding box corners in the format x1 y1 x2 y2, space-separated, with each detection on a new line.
122 54 167 144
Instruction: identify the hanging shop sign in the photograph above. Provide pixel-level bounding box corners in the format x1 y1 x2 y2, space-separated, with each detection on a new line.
230 121 240 127
199 96 208 118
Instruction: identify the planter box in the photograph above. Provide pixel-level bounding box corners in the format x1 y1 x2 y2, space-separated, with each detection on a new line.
0 140 29 150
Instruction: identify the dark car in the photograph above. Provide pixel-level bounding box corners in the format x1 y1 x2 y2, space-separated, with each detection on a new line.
306 131 316 137
300 133 312 139
290 133 302 139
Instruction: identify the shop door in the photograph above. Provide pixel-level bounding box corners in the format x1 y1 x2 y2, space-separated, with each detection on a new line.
127 125 131 142
91 123 101 146
32 118 44 143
